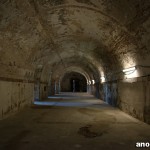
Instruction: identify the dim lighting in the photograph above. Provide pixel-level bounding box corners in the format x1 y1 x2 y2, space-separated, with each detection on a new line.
37 64 43 68
123 66 136 75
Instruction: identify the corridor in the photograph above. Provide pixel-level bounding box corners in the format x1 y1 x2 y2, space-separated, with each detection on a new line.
0 1 150 149
0 92 150 150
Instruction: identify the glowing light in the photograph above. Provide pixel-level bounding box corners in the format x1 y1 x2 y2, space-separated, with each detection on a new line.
88 81 91 85
92 80 95 84
125 70 138 79
123 66 139 79
123 66 136 75
101 76 105 83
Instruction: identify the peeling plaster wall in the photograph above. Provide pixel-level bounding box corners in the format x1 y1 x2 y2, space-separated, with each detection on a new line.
0 80 34 119
102 76 150 124
118 78 150 124
103 82 117 106
93 82 101 99
40 83 48 100
0 0 150 122
61 78 71 92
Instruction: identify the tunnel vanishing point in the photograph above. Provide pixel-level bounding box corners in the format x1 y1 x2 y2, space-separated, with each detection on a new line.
0 0 150 149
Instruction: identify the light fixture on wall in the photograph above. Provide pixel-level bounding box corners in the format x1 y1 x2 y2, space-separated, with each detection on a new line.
92 80 95 84
101 76 105 83
122 66 137 75
88 81 91 85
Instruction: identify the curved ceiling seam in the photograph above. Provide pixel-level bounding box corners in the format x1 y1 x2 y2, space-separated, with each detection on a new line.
10 0 137 81
59 70 90 84
51 58 101 77
27 0 66 68
31 2 137 72
32 53 103 77
40 4 123 26
53 64 100 83
37 3 145 59
39 64 91 84
64 67 92 80
28 1 137 74
39 3 138 36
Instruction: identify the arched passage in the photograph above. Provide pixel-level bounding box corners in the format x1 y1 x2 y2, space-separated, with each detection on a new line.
61 72 87 92
0 0 150 125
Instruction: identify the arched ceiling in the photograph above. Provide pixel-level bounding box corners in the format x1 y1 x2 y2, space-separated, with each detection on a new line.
59 68 90 84
0 0 150 81
50 58 99 82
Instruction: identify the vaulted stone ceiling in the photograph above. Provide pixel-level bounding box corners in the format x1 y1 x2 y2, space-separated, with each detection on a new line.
0 0 150 82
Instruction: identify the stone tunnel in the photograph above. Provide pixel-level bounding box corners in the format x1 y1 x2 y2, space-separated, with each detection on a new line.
0 0 150 149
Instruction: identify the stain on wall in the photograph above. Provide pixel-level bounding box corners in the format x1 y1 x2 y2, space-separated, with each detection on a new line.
0 0 150 123
0 81 34 119
102 76 150 124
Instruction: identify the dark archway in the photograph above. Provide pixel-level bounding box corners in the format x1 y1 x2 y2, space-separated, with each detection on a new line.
61 72 87 92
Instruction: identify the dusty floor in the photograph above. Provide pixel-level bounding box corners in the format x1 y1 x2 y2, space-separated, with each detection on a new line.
0 92 150 150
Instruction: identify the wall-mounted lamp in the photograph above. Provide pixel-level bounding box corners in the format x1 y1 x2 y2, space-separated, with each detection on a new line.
101 76 105 83
92 80 95 84
123 66 137 75
88 81 91 85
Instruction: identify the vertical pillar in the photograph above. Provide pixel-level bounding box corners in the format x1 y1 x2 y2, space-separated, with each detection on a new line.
87 84 92 94
48 72 52 96
51 80 55 95
55 81 57 94
91 84 94 95
58 80 61 93
55 81 60 94
34 81 40 101
94 82 100 98
73 80 75 92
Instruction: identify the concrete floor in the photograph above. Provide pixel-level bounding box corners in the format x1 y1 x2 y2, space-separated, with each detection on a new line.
0 92 150 150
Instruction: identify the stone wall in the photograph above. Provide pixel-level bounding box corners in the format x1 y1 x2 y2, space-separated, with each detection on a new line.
61 78 71 92
0 80 34 120
102 76 150 124
103 82 118 107
61 72 87 92
40 83 48 100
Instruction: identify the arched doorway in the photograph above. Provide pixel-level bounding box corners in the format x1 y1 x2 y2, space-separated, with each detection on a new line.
61 72 87 92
